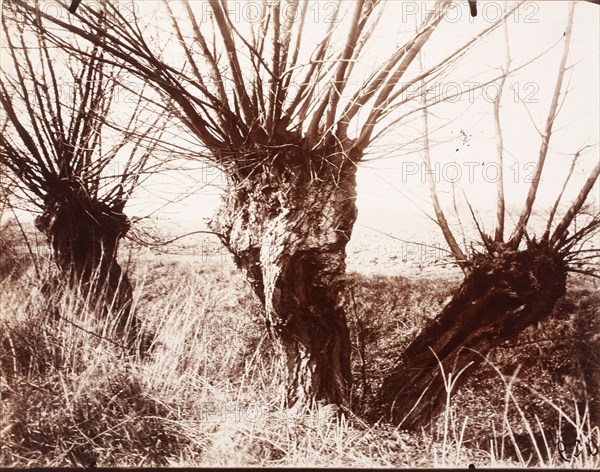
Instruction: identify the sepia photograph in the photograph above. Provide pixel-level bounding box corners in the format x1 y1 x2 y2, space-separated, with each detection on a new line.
0 0 599 468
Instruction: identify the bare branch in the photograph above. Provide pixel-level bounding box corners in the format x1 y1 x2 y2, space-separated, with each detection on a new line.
550 160 600 248
510 1 576 248
542 146 588 240
493 12 511 243
419 56 468 269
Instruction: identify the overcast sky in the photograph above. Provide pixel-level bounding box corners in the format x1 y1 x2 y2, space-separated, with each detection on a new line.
123 1 598 235
4 1 599 239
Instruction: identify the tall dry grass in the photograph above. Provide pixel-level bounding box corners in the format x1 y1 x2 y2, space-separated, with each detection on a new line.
1 243 598 467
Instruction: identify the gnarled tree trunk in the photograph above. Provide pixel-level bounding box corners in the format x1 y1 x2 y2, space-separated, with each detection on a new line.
378 241 567 429
210 144 360 408
35 179 135 342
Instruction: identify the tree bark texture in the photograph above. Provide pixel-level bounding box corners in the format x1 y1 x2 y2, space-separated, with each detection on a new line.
378 241 567 429
210 144 360 408
35 179 135 339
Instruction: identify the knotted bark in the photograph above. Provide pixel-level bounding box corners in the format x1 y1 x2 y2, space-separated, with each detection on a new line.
378 241 567 429
36 178 135 342
211 143 360 408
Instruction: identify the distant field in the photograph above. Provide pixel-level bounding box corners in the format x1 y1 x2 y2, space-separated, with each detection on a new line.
127 208 598 278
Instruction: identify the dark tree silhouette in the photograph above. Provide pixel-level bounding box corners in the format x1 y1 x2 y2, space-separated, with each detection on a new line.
378 2 600 429
17 0 519 408
1 4 169 346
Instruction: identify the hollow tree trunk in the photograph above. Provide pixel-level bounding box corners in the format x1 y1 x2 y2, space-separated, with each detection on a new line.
378 241 567 429
36 179 135 342
210 144 360 408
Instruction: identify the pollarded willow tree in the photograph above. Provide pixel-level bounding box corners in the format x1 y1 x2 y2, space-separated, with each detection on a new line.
378 1 600 429
17 0 523 408
0 4 170 343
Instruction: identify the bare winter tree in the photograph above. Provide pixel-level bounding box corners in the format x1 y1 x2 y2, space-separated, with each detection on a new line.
15 0 524 409
0 4 169 344
378 2 600 429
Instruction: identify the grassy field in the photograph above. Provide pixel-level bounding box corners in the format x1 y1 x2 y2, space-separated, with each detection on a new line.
0 224 599 467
